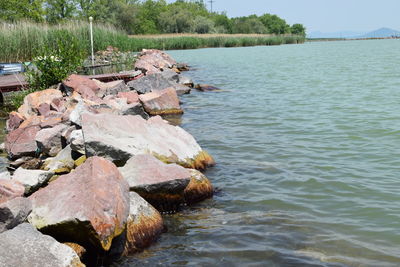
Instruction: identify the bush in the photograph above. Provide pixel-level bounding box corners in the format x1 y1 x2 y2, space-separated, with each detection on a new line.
27 30 84 90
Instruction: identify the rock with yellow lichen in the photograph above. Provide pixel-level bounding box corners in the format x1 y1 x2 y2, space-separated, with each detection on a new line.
27 157 130 252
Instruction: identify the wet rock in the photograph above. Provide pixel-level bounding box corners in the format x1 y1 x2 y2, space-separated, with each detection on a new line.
124 192 163 255
117 91 140 104
0 197 32 233
35 124 68 157
28 157 130 251
175 62 190 71
12 168 54 195
119 154 191 212
139 87 183 116
42 145 75 174
184 169 213 205
18 89 63 118
178 75 194 87
5 125 40 160
0 179 25 204
82 113 215 169
0 223 84 267
93 79 129 97
6 111 24 132
195 84 221 91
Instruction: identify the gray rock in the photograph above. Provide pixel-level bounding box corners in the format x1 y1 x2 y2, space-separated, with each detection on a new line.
127 72 189 95
93 79 130 97
0 223 83 267
35 124 68 157
70 130 85 154
42 145 75 174
121 103 149 119
12 168 54 195
69 101 91 127
178 75 194 87
174 83 191 95
81 113 215 169
160 69 179 83
0 197 32 233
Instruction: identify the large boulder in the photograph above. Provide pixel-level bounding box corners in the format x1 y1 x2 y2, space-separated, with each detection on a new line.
81 113 215 169
0 197 32 233
139 87 183 116
0 179 25 204
124 192 163 255
12 168 54 195
35 124 68 157
119 155 191 211
0 223 84 267
5 125 40 159
18 89 63 118
127 72 190 95
28 157 130 251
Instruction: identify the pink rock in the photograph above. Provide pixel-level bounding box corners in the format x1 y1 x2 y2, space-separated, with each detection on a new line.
117 91 139 104
5 126 40 159
6 112 24 132
35 124 68 156
50 98 66 113
63 74 99 94
28 157 130 251
0 180 25 204
37 103 50 116
18 89 63 118
139 87 183 115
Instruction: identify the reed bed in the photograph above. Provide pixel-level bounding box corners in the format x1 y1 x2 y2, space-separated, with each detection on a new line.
0 21 305 62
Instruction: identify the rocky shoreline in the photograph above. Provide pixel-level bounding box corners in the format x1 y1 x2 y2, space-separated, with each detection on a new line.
0 49 217 266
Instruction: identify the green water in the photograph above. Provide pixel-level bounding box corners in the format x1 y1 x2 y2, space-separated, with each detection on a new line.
120 40 400 266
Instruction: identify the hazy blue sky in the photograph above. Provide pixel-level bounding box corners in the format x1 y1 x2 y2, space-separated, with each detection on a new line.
167 0 400 33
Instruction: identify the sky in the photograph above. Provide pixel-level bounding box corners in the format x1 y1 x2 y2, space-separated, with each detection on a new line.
166 0 400 33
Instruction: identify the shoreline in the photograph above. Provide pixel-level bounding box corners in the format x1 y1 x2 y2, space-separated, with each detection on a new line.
0 49 217 266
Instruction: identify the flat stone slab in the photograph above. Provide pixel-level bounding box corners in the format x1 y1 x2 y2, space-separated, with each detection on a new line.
82 113 215 169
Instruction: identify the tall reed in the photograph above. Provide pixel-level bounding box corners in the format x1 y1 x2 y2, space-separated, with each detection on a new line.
0 21 305 62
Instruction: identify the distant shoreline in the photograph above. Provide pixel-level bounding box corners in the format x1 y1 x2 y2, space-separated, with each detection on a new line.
307 36 400 42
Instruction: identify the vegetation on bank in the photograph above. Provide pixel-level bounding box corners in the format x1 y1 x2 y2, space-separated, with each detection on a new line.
0 21 305 63
0 0 306 36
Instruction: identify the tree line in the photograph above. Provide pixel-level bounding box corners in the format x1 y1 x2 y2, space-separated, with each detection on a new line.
0 0 306 36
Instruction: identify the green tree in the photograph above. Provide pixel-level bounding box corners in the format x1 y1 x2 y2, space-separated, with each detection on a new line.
0 0 44 22
291 23 306 36
259 13 290 34
192 15 214 33
45 0 77 23
158 6 193 33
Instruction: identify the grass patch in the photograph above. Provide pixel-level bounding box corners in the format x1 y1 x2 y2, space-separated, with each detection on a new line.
1 21 305 63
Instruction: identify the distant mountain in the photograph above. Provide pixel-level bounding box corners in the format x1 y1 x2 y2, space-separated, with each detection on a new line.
356 27 400 38
307 31 365 39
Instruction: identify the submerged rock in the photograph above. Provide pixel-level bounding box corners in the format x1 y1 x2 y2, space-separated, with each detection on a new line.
0 197 32 233
139 87 183 116
195 84 221 91
124 192 163 255
82 113 215 169
0 223 84 267
28 157 130 251
119 154 191 211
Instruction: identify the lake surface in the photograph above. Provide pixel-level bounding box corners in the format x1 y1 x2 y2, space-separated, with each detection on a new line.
119 39 400 266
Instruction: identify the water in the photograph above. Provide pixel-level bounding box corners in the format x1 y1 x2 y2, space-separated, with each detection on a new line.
120 40 400 266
